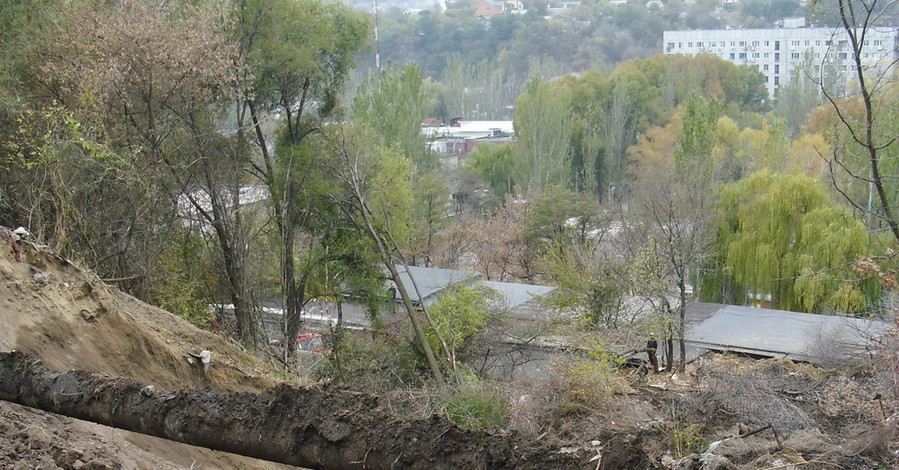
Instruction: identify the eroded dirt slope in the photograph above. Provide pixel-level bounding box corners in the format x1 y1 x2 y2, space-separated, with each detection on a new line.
0 241 275 392
0 238 297 469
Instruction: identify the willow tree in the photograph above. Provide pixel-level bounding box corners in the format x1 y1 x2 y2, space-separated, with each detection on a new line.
710 170 874 313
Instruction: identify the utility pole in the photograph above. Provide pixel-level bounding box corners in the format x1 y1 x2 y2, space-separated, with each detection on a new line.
373 0 381 74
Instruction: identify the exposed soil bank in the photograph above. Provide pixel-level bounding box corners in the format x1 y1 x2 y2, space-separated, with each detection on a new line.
0 351 599 470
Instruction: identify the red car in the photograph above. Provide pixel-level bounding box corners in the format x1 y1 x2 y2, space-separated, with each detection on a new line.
295 333 326 353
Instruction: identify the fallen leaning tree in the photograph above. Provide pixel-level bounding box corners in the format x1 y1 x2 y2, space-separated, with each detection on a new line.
0 351 583 470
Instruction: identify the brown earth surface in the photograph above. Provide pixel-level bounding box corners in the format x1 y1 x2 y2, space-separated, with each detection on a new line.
0 239 298 469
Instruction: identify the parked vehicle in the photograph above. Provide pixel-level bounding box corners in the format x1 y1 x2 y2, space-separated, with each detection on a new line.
269 332 326 354
295 333 326 353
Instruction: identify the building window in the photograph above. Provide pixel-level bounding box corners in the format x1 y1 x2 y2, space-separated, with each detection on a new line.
815 52 820 58
720 41 726 47
688 42 693 47
729 53 735 59
774 76 780 86
739 52 747 60
765 76 769 82
839 52 848 59
805 40 810 46
752 40 760 47
752 52 759 58
667 42 675 49
678 42 683 48
763 64 769 71
816 40 821 46
730 41 736 46
764 41 770 47
775 53 780 61
697 42 703 48
791 52 800 59
739 41 746 47
774 64 779 74
791 40 800 46
764 53 769 58
825 40 832 46
775 41 780 51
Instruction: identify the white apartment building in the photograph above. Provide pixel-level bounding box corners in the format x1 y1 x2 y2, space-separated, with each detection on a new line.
663 18 899 99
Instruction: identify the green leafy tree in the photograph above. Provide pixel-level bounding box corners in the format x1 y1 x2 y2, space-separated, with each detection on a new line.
542 243 629 327
427 284 494 369
513 77 572 193
776 55 822 141
235 0 369 351
462 143 517 198
708 169 874 313
411 171 450 267
561 70 647 200
527 185 602 253
321 125 450 388
626 95 721 371
353 62 439 174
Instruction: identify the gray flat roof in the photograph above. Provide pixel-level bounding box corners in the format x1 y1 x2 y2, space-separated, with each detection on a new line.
395 265 479 305
481 281 554 311
686 305 890 363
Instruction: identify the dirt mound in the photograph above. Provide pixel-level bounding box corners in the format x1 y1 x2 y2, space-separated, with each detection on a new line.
1 352 591 469
0 240 273 392
0 238 294 469
0 400 297 470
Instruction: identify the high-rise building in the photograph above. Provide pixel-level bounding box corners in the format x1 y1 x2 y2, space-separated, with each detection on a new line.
663 18 899 99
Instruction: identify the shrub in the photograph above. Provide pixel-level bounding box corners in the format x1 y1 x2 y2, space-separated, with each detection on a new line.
315 320 431 391
669 419 707 458
440 383 509 429
549 342 630 407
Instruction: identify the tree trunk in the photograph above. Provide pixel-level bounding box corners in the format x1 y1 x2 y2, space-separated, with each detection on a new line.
666 336 674 372
383 262 447 388
184 113 257 350
219 233 256 349
677 281 687 373
0 352 584 470
283 222 305 357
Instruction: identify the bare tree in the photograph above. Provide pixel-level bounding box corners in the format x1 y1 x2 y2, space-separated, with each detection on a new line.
813 0 899 243
26 0 259 346
625 96 719 372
